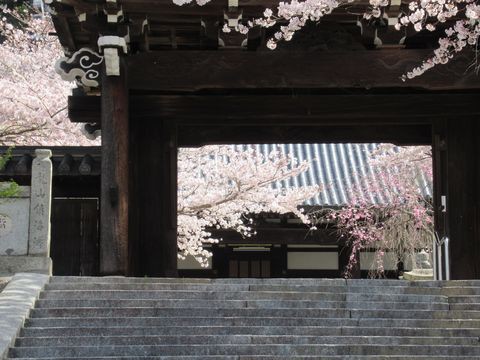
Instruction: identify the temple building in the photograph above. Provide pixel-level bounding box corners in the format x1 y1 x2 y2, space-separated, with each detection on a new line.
21 0 480 278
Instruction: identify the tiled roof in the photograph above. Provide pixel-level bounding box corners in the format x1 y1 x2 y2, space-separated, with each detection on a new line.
235 143 432 206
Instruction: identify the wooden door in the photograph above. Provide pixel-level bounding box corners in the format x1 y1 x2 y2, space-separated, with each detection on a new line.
50 198 99 276
228 251 271 278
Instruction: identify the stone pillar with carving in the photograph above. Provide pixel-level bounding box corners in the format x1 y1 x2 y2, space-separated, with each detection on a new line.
0 149 53 275
27 149 53 273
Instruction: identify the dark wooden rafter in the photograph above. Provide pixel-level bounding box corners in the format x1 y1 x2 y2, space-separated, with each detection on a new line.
48 0 458 51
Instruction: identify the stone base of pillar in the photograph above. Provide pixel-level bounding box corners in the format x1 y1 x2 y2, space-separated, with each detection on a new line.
0 256 52 276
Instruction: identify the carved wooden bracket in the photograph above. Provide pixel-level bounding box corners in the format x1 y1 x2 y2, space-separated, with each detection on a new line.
55 48 104 89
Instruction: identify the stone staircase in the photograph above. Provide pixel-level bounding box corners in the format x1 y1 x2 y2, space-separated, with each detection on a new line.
7 277 480 359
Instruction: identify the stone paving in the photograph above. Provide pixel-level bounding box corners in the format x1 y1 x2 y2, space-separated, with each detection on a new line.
0 277 10 292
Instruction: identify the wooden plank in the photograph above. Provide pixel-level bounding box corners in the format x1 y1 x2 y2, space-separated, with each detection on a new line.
127 50 480 91
100 57 130 275
50 199 81 275
130 117 178 276
80 199 100 276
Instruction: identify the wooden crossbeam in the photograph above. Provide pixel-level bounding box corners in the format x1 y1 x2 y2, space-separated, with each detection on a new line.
127 50 480 91
69 93 480 125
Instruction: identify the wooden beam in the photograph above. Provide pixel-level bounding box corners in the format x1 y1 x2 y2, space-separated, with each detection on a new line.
52 16 76 53
69 95 101 123
69 93 480 124
212 227 341 245
178 124 432 146
100 57 130 275
137 93 479 123
127 50 480 91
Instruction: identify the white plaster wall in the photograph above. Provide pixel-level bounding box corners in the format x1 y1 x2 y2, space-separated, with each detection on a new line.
0 197 30 256
287 252 339 270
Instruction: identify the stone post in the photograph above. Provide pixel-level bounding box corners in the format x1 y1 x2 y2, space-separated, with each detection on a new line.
27 149 53 272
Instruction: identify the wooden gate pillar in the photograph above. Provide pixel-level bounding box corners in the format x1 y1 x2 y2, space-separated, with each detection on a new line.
100 57 129 275
434 119 480 279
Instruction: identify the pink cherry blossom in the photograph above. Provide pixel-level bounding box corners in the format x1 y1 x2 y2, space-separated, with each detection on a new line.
0 6 97 146
178 145 319 266
321 145 433 278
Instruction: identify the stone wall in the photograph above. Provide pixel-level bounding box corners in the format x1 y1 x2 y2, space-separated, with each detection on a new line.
0 150 53 275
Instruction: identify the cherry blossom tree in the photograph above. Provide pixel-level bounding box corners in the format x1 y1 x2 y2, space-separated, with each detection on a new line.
176 0 480 79
178 145 319 266
324 145 434 278
0 3 95 145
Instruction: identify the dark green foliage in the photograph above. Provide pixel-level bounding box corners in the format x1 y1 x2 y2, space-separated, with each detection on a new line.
0 147 19 198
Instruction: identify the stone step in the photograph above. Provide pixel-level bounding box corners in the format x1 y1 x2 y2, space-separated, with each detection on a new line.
49 277 345 286
34 299 450 310
39 290 345 301
346 293 446 302
350 309 480 319
39 290 448 303
14 335 480 347
10 277 480 360
40 290 353 301
449 296 480 304
9 344 480 357
24 317 357 328
441 287 480 296
254 285 444 295
23 316 480 328
27 307 480 319
450 303 480 310
49 276 480 288
20 325 480 338
29 307 352 319
345 279 480 287
9 357 480 360
44 283 453 295
240 357 480 360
